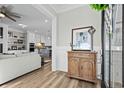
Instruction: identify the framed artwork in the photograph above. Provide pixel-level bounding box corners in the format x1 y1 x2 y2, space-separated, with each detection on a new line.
71 26 93 51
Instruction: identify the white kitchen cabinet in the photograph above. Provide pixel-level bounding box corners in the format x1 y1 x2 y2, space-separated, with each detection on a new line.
27 31 36 43
35 34 41 43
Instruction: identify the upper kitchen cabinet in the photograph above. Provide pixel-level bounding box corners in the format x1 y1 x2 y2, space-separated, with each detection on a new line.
35 34 41 43
27 31 36 43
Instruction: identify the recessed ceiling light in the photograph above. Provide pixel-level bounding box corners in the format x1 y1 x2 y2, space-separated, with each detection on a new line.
18 24 27 28
45 19 48 23
0 13 5 18
18 24 22 26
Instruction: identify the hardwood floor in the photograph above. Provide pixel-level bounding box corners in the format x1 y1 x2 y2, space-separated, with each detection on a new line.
0 62 101 88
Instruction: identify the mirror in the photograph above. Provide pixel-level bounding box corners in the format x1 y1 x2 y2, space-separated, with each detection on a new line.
71 26 96 51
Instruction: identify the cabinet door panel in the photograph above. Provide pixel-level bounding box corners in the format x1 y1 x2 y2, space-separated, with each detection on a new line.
79 60 94 80
68 58 79 77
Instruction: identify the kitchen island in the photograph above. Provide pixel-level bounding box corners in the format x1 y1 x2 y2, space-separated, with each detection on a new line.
0 53 41 85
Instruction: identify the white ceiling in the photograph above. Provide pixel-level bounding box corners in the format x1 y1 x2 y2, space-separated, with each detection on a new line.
49 4 85 13
0 4 85 34
0 4 52 34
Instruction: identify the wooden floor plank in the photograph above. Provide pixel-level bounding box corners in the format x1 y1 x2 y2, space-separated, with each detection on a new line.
0 62 100 88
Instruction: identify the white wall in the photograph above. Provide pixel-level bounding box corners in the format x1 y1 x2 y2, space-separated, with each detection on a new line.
56 5 102 79
57 5 101 47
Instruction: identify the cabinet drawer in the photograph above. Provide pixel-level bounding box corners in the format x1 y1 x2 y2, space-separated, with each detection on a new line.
80 58 94 63
68 52 95 59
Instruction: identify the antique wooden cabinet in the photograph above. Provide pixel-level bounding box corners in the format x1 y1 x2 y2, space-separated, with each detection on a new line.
68 51 97 83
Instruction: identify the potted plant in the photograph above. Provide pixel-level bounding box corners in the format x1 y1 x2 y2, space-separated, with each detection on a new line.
90 4 109 11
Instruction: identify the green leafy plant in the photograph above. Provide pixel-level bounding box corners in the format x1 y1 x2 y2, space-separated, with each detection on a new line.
90 4 109 11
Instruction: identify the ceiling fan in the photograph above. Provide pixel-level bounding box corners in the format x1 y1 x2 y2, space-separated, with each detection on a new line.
0 5 21 22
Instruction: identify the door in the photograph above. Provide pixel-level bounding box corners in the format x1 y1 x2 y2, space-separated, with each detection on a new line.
101 4 123 88
79 59 94 80
68 57 79 77
110 4 122 88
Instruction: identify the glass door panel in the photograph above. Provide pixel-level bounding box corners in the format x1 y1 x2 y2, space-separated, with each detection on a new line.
102 4 123 88
111 4 122 88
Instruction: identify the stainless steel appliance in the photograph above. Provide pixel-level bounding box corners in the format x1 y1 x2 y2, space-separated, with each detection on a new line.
0 27 3 38
29 43 35 52
0 44 3 53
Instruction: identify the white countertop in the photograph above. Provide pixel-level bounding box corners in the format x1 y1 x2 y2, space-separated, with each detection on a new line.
0 52 38 60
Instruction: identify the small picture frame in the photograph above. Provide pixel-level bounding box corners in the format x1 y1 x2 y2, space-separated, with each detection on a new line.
71 26 93 51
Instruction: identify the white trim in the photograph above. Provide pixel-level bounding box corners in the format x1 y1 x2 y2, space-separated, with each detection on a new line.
32 4 57 71
51 17 57 71
49 4 85 14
